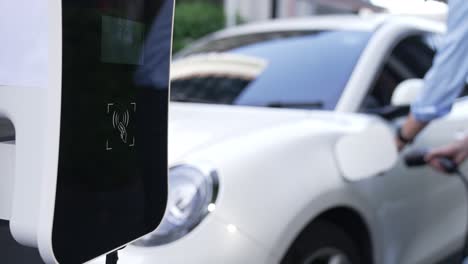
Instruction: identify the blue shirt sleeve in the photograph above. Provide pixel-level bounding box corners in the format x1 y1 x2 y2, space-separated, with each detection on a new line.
411 0 468 122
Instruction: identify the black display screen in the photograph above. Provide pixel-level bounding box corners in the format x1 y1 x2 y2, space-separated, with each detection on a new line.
53 0 173 263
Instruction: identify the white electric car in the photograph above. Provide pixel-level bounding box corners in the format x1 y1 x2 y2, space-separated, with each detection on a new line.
113 15 468 264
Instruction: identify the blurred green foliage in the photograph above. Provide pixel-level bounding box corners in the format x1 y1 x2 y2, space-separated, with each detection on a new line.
173 2 225 53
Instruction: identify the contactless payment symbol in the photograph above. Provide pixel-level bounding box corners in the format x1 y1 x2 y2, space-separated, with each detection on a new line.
106 102 136 151
112 110 130 143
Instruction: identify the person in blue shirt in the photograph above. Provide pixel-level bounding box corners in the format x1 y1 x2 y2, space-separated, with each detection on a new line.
396 0 468 172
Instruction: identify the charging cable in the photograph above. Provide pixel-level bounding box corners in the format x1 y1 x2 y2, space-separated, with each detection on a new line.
405 149 468 262
105 250 119 264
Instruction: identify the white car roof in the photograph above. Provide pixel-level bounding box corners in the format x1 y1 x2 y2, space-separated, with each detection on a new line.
177 14 444 58
211 15 388 39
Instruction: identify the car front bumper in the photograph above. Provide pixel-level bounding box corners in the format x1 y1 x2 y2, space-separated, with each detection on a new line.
88 215 273 264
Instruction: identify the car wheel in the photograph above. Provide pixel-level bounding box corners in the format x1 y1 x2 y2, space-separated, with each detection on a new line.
282 221 362 264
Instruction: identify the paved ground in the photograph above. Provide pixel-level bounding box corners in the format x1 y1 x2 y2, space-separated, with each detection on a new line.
0 220 43 264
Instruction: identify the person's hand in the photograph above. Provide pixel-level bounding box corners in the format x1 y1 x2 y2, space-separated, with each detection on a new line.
396 114 428 152
426 138 468 173
395 137 406 152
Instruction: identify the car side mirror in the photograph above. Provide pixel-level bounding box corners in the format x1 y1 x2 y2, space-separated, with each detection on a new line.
335 120 398 181
391 79 425 107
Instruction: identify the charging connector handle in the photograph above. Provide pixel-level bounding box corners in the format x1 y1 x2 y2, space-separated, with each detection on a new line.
404 149 466 262
404 149 429 167
404 149 458 174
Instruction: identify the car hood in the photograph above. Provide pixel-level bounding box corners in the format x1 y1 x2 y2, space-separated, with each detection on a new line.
168 102 310 163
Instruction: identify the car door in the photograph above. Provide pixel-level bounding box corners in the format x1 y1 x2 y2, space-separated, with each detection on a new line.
355 33 468 264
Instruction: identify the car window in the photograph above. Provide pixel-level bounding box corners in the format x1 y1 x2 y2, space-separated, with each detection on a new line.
362 35 436 111
363 34 468 112
176 31 317 58
171 76 252 104
172 31 371 110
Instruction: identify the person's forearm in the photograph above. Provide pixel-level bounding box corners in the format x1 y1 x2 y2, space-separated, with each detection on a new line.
396 114 428 151
404 0 468 139
401 114 428 140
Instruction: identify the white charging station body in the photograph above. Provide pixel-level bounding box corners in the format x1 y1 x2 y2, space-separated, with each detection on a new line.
0 0 173 262
0 0 62 262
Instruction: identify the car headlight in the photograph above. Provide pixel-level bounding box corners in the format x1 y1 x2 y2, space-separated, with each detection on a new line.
133 165 219 247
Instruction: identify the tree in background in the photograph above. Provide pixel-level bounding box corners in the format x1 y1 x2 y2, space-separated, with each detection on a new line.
173 1 225 53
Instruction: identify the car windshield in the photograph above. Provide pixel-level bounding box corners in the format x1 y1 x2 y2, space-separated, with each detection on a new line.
171 30 371 110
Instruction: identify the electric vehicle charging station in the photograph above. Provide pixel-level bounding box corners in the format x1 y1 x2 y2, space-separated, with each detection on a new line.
0 0 174 263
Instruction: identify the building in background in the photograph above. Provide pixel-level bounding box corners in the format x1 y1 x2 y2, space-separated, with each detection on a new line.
224 0 384 26
225 0 447 27
277 0 383 17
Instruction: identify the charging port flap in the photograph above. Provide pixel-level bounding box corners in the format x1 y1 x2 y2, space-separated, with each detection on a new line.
335 120 398 182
